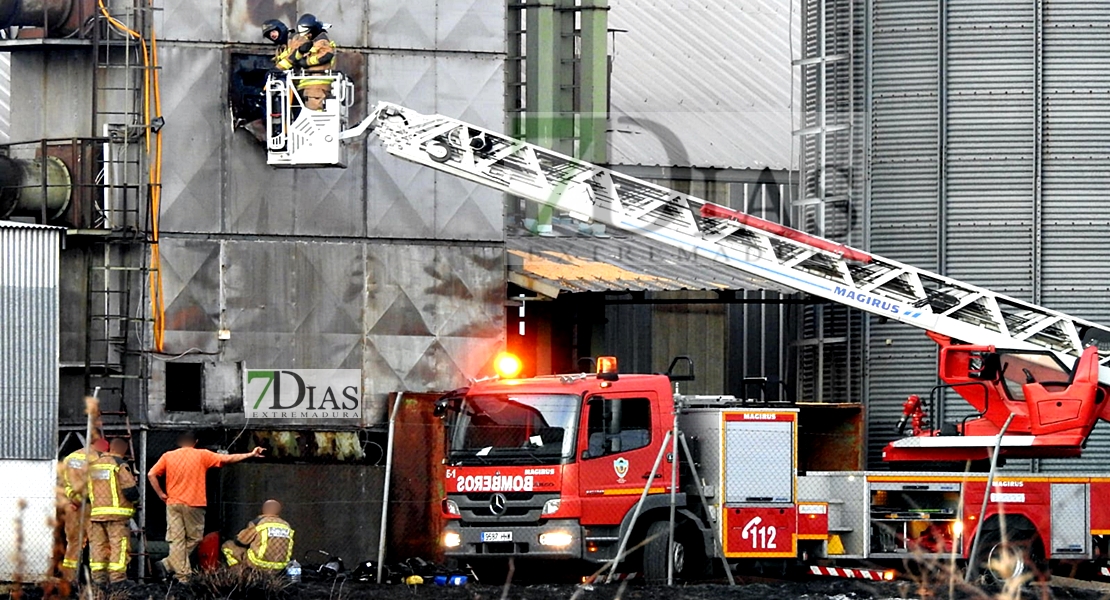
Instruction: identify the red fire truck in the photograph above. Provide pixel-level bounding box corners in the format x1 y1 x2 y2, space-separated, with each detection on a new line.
433 351 1110 582
279 98 1110 582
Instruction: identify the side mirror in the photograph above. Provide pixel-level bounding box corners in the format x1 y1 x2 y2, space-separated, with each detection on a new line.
581 450 591 460
665 355 695 382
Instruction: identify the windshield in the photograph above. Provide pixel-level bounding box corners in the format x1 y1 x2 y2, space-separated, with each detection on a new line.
998 351 1072 401
449 394 579 465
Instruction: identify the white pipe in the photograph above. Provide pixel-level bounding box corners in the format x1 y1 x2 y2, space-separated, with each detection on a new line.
376 392 405 584
666 412 679 585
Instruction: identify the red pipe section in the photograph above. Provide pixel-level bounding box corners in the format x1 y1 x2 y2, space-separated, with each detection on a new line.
699 203 873 264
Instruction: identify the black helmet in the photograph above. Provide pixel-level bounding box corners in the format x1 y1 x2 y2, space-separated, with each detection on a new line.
261 19 288 45
296 13 324 37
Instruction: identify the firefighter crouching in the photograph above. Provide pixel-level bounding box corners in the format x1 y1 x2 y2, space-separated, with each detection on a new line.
222 499 295 572
56 437 108 581
87 438 139 584
292 14 337 110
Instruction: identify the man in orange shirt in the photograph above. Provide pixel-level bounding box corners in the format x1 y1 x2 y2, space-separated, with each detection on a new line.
147 431 264 581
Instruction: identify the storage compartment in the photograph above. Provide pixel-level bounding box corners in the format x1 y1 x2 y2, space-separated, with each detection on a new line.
869 481 961 557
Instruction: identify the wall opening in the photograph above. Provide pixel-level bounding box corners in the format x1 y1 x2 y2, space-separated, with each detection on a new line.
165 362 203 412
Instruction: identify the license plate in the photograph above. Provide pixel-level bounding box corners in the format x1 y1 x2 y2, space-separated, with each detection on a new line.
481 531 512 542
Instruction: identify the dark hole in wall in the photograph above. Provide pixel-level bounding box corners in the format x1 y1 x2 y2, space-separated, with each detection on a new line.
228 53 276 125
165 362 203 412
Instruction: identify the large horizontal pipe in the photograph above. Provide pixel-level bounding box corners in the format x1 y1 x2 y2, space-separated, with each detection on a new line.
0 0 75 34
0 154 72 222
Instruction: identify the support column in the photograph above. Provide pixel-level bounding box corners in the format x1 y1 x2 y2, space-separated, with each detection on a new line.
579 0 609 165
525 0 558 229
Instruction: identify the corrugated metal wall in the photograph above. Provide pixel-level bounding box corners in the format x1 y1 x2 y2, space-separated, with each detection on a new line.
0 222 61 459
824 0 1110 470
1036 0 1110 472
863 0 941 467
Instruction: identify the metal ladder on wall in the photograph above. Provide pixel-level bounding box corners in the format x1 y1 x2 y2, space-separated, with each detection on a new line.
83 0 159 580
361 102 1110 383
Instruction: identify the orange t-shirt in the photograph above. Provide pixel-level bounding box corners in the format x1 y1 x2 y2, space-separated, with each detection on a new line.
149 447 234 507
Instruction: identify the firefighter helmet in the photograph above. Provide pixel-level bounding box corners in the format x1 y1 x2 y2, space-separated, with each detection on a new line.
261 19 288 45
296 13 323 37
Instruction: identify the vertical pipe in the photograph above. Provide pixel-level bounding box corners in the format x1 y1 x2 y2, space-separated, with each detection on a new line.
937 0 948 278
666 409 679 585
376 392 405 584
1032 0 1043 306
964 413 1015 581
136 428 147 579
578 0 609 165
524 0 557 229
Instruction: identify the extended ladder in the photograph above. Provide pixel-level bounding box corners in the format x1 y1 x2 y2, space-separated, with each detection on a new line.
359 102 1110 385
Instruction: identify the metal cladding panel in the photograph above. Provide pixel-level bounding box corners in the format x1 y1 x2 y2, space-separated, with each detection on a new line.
368 0 437 51
434 54 504 241
865 324 937 468
1036 0 1110 473
0 223 61 460
156 0 224 42
158 45 224 234
944 0 1034 296
225 126 295 235
607 0 798 169
159 238 221 354
367 52 436 238
220 240 364 369
368 0 502 53
436 0 504 53
366 53 505 240
1041 1 1110 326
363 244 504 424
866 0 940 468
9 50 92 142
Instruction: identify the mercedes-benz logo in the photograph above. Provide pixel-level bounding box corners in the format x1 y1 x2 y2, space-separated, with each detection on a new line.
490 493 508 516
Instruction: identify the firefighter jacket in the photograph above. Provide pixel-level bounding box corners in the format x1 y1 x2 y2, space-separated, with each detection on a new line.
273 33 308 71
294 34 336 72
88 453 139 521
232 515 295 570
59 449 98 504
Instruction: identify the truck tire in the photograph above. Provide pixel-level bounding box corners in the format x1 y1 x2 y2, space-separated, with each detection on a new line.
974 527 1044 584
643 520 700 583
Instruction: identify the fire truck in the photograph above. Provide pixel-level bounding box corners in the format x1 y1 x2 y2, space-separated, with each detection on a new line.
263 74 1110 582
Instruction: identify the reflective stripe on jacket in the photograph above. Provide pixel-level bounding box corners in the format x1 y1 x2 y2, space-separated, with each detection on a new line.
88 454 137 520
296 35 336 72
240 516 295 570
60 450 96 503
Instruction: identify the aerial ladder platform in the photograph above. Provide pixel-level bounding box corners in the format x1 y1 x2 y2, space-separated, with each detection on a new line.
264 72 1110 461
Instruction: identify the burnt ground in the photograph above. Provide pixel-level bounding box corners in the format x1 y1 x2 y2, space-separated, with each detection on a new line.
5 576 1110 600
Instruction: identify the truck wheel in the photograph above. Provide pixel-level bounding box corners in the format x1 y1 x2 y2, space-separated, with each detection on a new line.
643 521 699 582
975 528 1043 584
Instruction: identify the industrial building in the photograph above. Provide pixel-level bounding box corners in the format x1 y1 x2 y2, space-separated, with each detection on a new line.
1 0 1109 582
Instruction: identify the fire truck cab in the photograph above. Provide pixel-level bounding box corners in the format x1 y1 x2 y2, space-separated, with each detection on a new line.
437 357 820 580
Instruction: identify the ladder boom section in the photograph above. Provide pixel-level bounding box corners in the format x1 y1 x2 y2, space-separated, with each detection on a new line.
365 102 1110 383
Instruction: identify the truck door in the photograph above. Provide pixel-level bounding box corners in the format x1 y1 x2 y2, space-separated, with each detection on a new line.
577 392 668 525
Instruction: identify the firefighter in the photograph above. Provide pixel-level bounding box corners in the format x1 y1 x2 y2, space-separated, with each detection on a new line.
292 13 337 110
263 19 306 72
221 499 295 572
56 437 108 582
87 438 139 585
